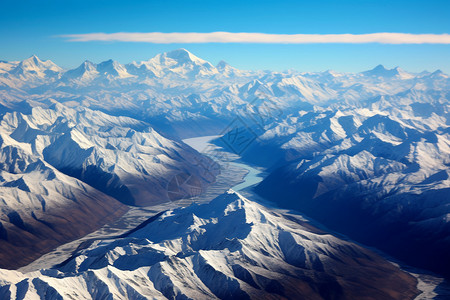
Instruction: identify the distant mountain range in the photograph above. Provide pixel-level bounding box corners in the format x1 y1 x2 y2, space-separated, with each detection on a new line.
1 49 447 137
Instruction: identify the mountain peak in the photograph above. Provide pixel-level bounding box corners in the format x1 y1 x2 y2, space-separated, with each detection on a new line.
216 60 243 77
80 60 97 70
10 55 62 77
372 64 388 71
363 64 404 78
429 69 448 78
97 59 116 68
62 60 98 81
141 48 217 78
82 60 95 65
29 54 40 61
163 48 204 64
97 59 132 78
157 49 217 69
167 48 191 55
217 60 230 69
22 55 43 66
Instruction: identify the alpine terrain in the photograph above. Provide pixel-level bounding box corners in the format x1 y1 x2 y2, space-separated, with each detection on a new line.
0 49 448 298
0 190 419 300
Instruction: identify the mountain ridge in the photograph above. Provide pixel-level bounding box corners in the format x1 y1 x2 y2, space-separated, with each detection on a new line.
2 51 446 80
0 190 419 300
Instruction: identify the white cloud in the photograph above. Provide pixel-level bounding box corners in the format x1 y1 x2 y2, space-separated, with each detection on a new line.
60 32 450 44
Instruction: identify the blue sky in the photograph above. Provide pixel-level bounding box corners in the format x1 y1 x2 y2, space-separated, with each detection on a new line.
1 0 449 72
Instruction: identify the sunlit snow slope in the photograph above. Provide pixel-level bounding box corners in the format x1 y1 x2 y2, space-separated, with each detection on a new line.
0 190 418 300
0 102 218 269
0 49 448 280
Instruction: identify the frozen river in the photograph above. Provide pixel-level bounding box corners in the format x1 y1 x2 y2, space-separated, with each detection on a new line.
183 135 265 192
20 135 266 272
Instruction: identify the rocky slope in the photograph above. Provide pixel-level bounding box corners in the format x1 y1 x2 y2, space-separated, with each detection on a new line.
0 126 127 269
0 49 448 280
0 190 419 300
254 88 450 277
0 103 217 206
0 102 218 269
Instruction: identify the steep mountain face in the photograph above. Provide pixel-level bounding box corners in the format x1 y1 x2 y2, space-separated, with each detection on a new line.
254 89 450 277
0 104 217 206
0 190 419 299
0 56 63 89
0 50 449 281
0 127 128 269
0 100 218 269
127 48 219 79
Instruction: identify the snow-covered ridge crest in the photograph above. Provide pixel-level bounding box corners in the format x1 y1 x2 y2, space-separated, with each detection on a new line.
0 103 218 206
251 85 450 278
0 190 418 299
0 115 128 270
0 101 219 269
0 50 447 127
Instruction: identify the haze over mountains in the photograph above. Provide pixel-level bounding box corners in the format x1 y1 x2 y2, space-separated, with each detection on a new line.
0 49 449 297
2 49 446 138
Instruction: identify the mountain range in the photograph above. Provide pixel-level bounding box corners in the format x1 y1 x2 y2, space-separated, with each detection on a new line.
0 82 218 268
2 49 446 138
0 190 419 300
0 49 449 294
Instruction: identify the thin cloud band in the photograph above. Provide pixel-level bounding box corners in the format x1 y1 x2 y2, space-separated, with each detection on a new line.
59 32 450 44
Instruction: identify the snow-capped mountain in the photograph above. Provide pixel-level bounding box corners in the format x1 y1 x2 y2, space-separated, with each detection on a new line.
0 190 419 299
126 48 219 79
0 103 217 206
362 64 414 79
0 101 218 269
1 50 447 138
61 59 133 85
61 60 99 81
0 49 449 281
0 56 63 89
216 60 245 78
0 124 127 269
251 88 450 277
10 55 62 79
